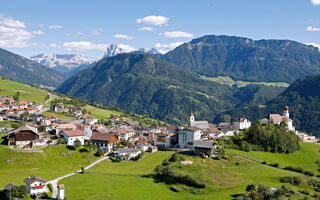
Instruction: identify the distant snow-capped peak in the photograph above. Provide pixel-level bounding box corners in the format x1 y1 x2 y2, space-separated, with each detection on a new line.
103 44 162 57
30 54 99 68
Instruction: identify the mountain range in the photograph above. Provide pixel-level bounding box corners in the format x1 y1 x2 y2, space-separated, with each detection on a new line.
55 53 286 124
0 48 66 88
163 35 320 83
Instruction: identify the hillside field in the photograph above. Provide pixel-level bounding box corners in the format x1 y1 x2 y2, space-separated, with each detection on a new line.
227 142 320 175
60 149 319 200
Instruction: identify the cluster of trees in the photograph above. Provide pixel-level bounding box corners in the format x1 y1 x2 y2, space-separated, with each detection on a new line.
218 122 300 153
5 185 29 199
236 184 294 200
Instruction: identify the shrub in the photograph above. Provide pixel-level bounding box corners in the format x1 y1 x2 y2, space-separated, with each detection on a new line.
303 170 314 176
270 163 279 168
280 176 302 186
110 157 121 162
170 185 181 192
245 184 255 192
299 190 310 195
95 149 104 157
261 161 267 165
169 153 185 162
284 166 304 173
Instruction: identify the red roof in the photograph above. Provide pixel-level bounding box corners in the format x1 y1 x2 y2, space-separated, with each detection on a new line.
62 130 84 137
84 114 94 119
284 105 289 111
90 131 117 142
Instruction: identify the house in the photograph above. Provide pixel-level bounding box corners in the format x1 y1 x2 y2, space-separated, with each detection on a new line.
0 96 14 104
188 113 209 129
111 116 120 124
55 123 77 135
60 130 85 146
54 103 64 112
24 175 48 195
19 100 33 106
25 107 36 114
260 106 295 131
35 104 43 110
115 148 141 160
8 124 41 148
83 114 98 125
154 131 172 148
57 184 65 200
136 137 149 151
4 109 14 116
116 128 136 140
178 127 202 149
66 105 75 112
46 115 58 122
193 141 215 155
72 110 82 117
234 118 251 130
77 124 93 140
90 131 118 152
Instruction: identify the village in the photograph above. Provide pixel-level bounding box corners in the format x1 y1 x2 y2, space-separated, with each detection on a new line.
0 95 318 199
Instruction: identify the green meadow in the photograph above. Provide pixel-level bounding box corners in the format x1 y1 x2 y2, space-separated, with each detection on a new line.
60 150 318 200
227 142 320 175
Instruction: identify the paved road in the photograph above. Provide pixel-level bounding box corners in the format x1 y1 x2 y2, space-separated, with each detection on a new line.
47 156 108 199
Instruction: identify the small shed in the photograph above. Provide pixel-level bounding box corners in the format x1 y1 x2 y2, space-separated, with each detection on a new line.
193 141 214 156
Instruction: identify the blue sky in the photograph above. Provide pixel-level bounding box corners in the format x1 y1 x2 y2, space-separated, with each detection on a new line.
0 0 320 58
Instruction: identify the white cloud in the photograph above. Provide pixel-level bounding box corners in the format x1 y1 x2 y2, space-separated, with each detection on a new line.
138 27 154 32
52 41 107 52
0 15 26 28
76 32 84 36
306 43 320 51
32 30 44 35
66 32 71 36
114 34 134 40
311 0 320 5
155 42 184 53
49 43 57 48
117 44 135 52
92 29 103 35
162 31 194 38
306 25 320 31
48 25 63 29
0 15 36 48
136 15 169 26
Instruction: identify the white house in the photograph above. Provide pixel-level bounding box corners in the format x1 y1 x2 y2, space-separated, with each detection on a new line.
116 148 141 160
24 175 48 195
178 127 202 149
83 114 98 125
136 137 149 151
234 118 251 130
54 103 64 112
60 130 85 146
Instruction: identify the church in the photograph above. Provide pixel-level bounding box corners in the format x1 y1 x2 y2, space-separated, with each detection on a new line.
260 106 295 131
188 113 209 129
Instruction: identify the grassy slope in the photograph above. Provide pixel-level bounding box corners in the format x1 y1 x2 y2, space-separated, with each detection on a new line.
201 75 289 88
42 111 76 119
226 142 320 174
0 145 97 188
60 151 313 200
0 78 48 104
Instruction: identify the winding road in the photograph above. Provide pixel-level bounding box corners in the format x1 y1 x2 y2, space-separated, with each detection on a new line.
47 156 109 199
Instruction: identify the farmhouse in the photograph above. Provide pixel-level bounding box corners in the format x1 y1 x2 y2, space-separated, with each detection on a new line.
8 124 43 148
136 137 149 151
234 118 251 130
116 148 141 160
90 131 118 152
60 130 85 146
54 103 64 112
24 175 48 195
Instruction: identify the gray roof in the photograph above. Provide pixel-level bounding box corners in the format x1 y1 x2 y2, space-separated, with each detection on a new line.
9 124 38 135
24 175 46 185
193 141 214 149
4 183 17 190
116 148 140 154
190 121 209 129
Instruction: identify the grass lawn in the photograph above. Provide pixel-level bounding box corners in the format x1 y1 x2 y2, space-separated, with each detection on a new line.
42 111 76 119
0 78 48 104
201 75 289 88
0 145 98 188
226 142 320 175
61 151 315 200
85 105 123 120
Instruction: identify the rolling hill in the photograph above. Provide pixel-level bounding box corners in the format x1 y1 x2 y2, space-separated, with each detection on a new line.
0 48 66 87
163 35 320 83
